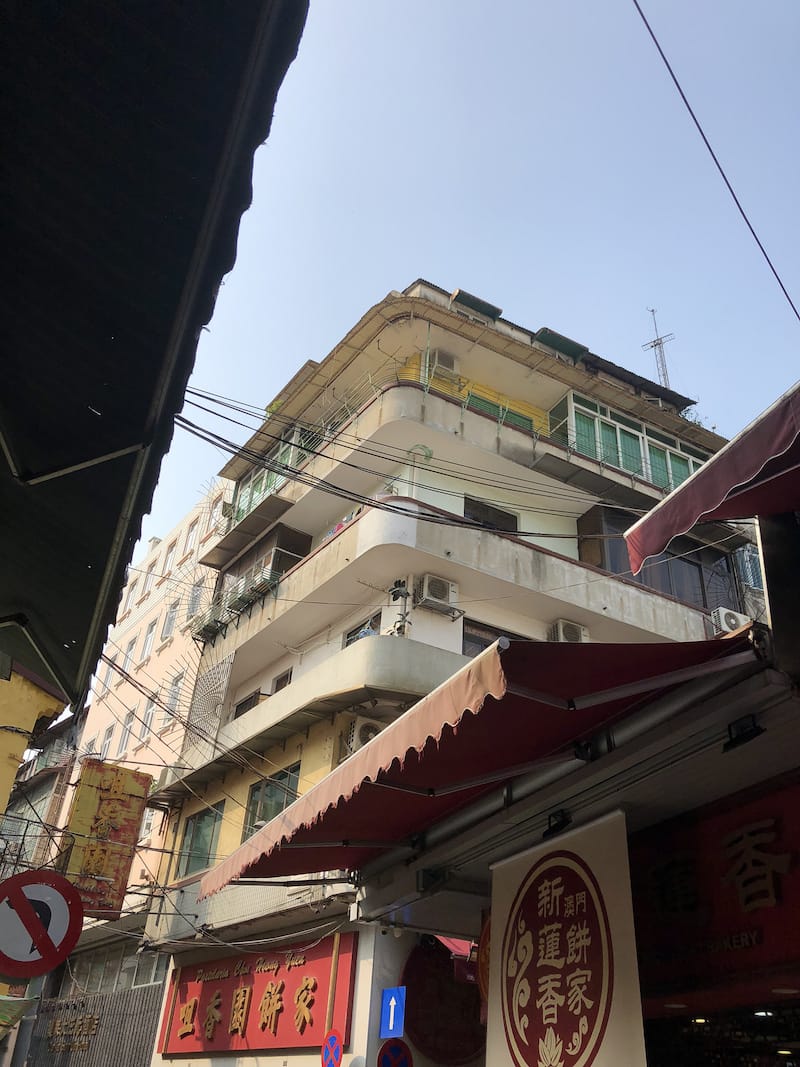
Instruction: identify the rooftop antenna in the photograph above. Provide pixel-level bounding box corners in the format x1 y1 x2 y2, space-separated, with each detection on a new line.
642 308 674 389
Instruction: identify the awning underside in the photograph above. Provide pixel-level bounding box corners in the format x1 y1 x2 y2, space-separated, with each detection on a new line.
200 634 759 897
625 381 800 574
1 2 307 703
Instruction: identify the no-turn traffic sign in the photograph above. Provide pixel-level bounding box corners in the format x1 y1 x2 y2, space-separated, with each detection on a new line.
0 870 83 978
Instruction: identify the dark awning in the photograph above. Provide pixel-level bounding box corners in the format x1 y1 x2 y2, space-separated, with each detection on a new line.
625 381 800 574
200 633 761 897
1 3 308 704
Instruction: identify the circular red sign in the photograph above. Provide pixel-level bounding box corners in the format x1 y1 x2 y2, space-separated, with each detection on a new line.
0 870 83 978
321 1027 343 1067
401 938 484 1065
378 1037 413 1067
501 850 613 1067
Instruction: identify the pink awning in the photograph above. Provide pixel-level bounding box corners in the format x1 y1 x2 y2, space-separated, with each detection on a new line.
199 633 760 898
625 381 800 574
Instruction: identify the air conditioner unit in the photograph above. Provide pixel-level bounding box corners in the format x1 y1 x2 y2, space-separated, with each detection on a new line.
431 350 462 385
347 716 383 754
221 499 235 519
548 619 589 644
414 574 459 614
711 607 751 634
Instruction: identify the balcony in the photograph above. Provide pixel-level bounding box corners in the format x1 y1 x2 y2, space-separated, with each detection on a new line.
155 635 469 796
144 870 353 948
191 549 305 644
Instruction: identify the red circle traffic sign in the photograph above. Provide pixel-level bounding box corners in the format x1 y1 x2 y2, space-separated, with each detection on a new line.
378 1038 413 1067
0 870 83 978
322 1028 343 1067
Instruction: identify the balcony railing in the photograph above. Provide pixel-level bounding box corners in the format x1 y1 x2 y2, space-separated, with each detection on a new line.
191 551 304 644
0 813 74 881
229 356 552 530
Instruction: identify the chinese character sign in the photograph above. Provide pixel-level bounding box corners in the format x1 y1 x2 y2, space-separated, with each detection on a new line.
501 854 611 1067
488 811 646 1067
62 759 152 919
158 933 358 1056
630 781 800 1006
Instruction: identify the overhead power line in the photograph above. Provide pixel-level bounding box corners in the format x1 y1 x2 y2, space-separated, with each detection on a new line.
632 0 800 325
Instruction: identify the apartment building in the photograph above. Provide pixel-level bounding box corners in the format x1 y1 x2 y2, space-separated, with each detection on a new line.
138 282 760 1066
15 489 226 1067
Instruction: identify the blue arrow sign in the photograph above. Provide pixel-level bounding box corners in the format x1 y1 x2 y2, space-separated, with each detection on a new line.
379 985 406 1039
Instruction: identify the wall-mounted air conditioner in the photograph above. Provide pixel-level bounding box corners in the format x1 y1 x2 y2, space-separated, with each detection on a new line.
548 619 589 644
221 499 235 519
347 716 383 754
432 349 460 378
414 574 459 615
711 607 751 634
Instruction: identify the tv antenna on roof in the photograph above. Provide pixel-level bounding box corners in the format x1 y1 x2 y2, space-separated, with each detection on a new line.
642 308 674 389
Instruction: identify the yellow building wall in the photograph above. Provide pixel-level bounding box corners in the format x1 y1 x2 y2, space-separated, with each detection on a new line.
0 672 63 810
166 715 345 885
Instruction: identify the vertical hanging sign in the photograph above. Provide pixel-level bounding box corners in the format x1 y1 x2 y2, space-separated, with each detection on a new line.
486 810 646 1067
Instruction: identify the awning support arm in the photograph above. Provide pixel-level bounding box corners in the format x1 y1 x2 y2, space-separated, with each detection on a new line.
365 754 568 799
506 648 759 712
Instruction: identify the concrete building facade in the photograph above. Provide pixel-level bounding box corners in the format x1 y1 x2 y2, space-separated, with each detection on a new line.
140 283 757 1066
11 489 226 1067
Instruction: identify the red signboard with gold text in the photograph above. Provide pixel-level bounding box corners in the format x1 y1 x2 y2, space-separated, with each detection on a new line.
630 779 800 998
158 932 357 1056
63 759 152 920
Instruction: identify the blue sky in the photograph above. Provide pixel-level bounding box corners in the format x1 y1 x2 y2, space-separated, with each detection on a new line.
140 0 799 549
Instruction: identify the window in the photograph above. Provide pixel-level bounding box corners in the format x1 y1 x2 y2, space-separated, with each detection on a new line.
141 619 157 661
123 581 137 615
736 543 764 591
162 672 183 728
176 802 224 877
188 579 204 617
560 392 706 488
462 619 527 658
464 496 518 533
242 764 300 841
345 611 382 647
143 562 156 596
100 725 114 760
162 541 177 575
207 496 223 533
184 519 198 556
60 944 168 997
139 807 154 840
100 656 117 696
140 697 156 740
273 668 292 693
577 506 743 614
83 736 97 757
122 637 137 673
161 600 179 641
117 711 134 755
233 690 262 719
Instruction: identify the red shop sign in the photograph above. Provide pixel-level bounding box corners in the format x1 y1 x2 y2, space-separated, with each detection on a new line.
158 932 357 1056
630 779 800 996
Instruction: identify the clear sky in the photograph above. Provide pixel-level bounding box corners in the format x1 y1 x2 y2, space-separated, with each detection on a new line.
139 0 799 552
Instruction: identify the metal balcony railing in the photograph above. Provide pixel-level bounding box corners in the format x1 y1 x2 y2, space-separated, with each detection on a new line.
0 812 74 881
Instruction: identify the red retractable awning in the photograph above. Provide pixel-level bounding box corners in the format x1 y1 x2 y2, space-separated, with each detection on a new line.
625 381 800 574
199 633 760 898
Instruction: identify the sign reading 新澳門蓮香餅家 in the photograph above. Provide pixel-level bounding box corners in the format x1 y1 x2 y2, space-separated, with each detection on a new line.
486 810 646 1067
